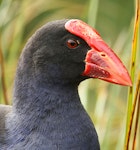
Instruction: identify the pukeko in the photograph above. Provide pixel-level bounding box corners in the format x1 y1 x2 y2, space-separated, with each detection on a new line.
0 19 132 150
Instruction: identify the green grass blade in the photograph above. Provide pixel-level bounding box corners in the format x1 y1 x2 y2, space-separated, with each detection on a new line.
132 75 140 150
124 0 140 149
87 0 99 27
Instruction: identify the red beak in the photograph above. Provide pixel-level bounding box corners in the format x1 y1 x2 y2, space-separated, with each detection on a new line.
65 19 132 86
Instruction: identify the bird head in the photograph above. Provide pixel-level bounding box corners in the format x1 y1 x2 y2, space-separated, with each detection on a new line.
19 19 132 86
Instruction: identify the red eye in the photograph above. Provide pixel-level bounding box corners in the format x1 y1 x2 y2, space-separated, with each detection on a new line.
66 39 80 49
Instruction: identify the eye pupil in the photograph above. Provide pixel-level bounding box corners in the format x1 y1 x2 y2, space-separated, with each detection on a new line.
67 39 80 49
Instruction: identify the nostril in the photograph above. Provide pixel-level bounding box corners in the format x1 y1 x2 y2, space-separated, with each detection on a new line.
100 53 106 57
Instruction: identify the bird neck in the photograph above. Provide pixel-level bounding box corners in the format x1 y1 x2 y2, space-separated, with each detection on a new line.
12 76 81 119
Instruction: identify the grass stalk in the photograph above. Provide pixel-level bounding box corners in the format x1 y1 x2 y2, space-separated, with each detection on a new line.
0 38 9 105
124 0 140 149
132 83 140 150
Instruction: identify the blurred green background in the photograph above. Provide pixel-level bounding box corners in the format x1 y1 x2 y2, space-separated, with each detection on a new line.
0 0 138 149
